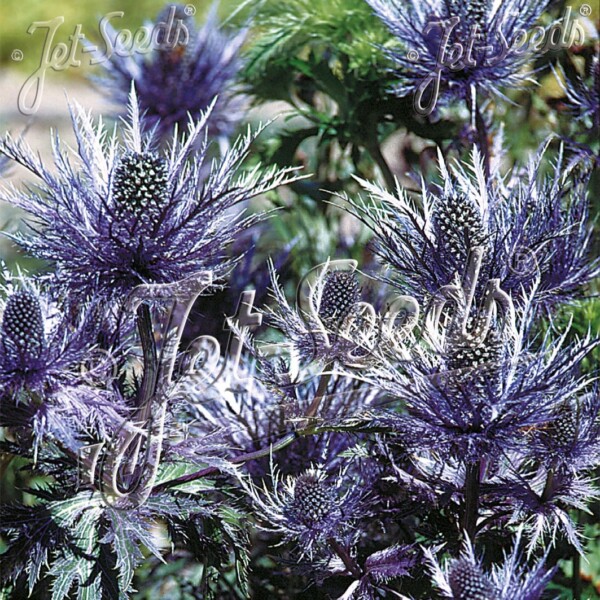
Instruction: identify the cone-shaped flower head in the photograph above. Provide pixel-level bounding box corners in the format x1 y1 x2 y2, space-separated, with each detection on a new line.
244 463 361 558
315 270 360 329
342 147 599 312
0 280 104 399
111 151 170 238
433 192 487 263
286 469 342 530
426 534 554 600
1 290 45 371
0 89 299 299
448 558 498 599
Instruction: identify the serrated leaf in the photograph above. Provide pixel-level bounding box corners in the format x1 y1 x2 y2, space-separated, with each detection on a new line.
78 574 101 600
50 556 80 600
105 509 144 592
73 506 102 554
50 492 102 528
47 494 103 600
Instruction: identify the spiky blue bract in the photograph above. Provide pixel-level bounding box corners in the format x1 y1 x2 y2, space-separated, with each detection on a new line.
500 464 599 553
339 145 599 312
243 461 364 559
0 282 97 396
366 289 599 460
97 3 247 143
0 88 299 300
426 532 554 599
528 390 600 472
554 53 600 128
256 260 394 372
367 0 550 113
0 277 128 457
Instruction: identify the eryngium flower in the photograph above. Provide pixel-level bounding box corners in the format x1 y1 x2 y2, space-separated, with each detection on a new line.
0 89 298 298
244 463 361 558
1 290 45 371
529 391 600 472
316 270 361 329
259 261 391 370
340 146 599 311
0 280 125 456
97 4 246 142
367 0 549 113
425 533 554 599
447 558 498 599
365 285 599 461
0 284 95 395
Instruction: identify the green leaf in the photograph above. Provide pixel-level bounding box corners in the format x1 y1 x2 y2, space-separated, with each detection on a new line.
50 556 80 600
105 510 141 593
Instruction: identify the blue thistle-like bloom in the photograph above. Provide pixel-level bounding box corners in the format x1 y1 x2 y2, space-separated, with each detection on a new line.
425 532 554 599
341 146 599 311
259 260 394 372
1 290 45 374
243 462 363 559
0 284 95 396
97 3 246 143
529 391 600 472
367 0 549 114
364 291 599 551
0 89 298 299
0 280 126 456
364 286 599 462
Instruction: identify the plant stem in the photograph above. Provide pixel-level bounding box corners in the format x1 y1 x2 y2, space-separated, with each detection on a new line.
153 366 334 493
468 88 490 179
152 431 303 492
137 303 158 412
573 546 581 600
365 140 396 191
304 363 333 419
474 105 490 179
463 460 481 541
328 538 362 579
541 468 555 503
119 303 159 486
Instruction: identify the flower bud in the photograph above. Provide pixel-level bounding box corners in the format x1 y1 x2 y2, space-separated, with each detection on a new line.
112 151 170 233
449 558 498 600
1 290 45 367
317 270 360 328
